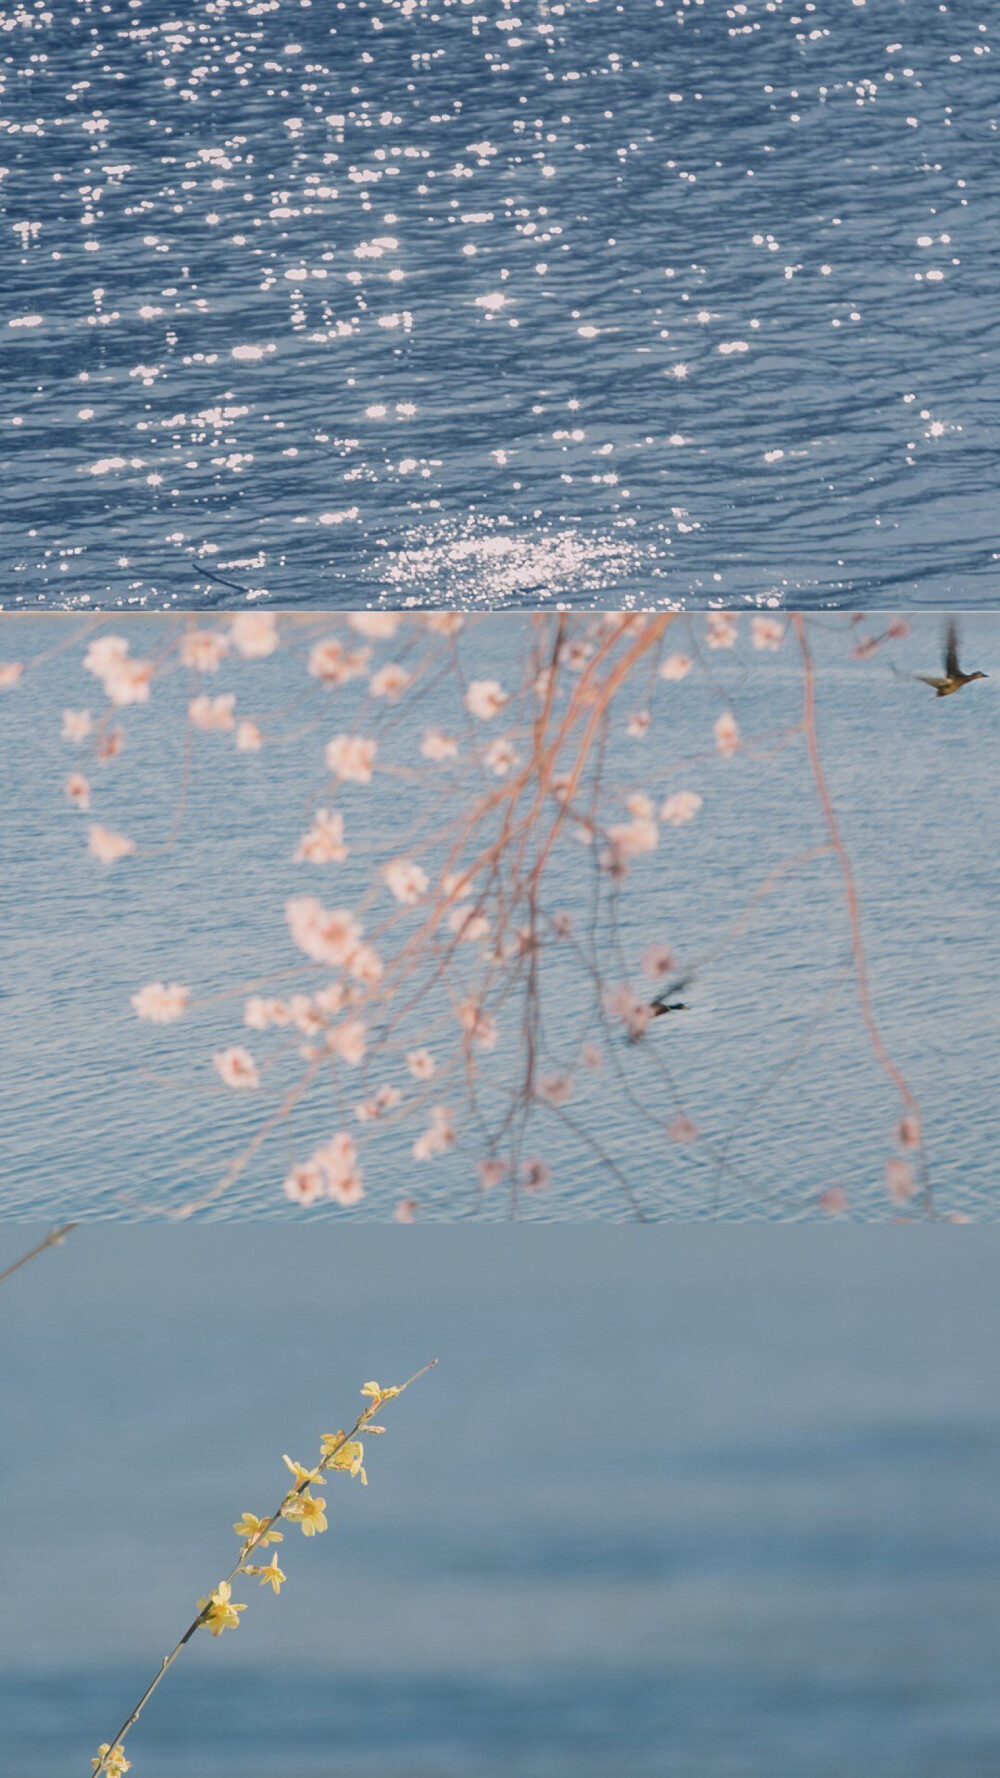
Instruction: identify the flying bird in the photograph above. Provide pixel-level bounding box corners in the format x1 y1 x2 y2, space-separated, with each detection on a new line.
912 622 987 697
648 973 694 1017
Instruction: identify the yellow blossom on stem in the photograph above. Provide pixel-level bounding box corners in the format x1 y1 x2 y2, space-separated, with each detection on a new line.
92 1745 130 1777
282 1454 325 1487
197 1580 247 1636
361 1380 401 1406
320 1433 367 1481
233 1511 283 1549
282 1490 328 1536
255 1553 286 1595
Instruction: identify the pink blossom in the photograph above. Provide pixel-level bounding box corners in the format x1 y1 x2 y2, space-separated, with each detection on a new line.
606 816 659 862
521 1158 552 1192
348 942 384 986
465 678 508 720
448 905 490 943
627 709 650 738
314 982 348 1016
329 1019 366 1066
886 618 910 641
65 773 91 811
582 1042 603 1071
394 1196 417 1223
538 1072 573 1107
667 1115 699 1143
349 612 400 638
424 612 465 635
290 995 325 1036
604 984 653 1040
406 1048 436 1080
484 738 519 776
660 791 702 827
131 981 189 1023
751 616 785 652
61 709 92 742
659 653 692 682
235 720 263 752
189 693 236 732
308 637 370 685
180 629 228 672
88 824 135 865
104 658 153 707
325 733 376 784
285 896 362 967
214 1046 260 1090
83 636 129 678
478 1158 507 1192
369 662 411 701
356 1084 402 1122
643 942 676 979
413 1105 456 1161
714 712 741 758
706 613 738 650
886 1157 917 1206
896 1114 921 1152
96 727 125 762
229 612 279 658
625 791 655 818
314 1130 364 1204
383 858 429 905
819 1186 849 1216
0 661 23 689
328 1170 365 1207
458 1002 498 1050
284 1163 325 1207
295 810 348 864
421 728 458 762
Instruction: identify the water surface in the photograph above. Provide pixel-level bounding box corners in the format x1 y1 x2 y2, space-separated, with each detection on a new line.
3 0 999 606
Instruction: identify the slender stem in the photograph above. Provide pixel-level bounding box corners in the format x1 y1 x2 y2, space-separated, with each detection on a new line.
0 1224 77 1288
792 616 932 1212
93 1362 436 1773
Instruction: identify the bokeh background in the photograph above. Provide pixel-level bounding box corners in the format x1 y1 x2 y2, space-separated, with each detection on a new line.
2 1226 999 1776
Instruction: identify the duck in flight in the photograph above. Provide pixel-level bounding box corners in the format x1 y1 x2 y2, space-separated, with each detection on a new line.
621 971 695 1045
649 973 694 1017
913 622 987 697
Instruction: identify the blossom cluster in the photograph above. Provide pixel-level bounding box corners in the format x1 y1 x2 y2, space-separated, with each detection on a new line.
92 1374 427 1777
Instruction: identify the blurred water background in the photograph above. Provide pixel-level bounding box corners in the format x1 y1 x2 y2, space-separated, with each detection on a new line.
1 611 998 1219
3 0 999 608
0 1227 998 1776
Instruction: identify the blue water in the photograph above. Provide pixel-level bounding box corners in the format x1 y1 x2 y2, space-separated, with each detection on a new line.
3 0 999 608
1 1228 999 1775
1 611 998 1218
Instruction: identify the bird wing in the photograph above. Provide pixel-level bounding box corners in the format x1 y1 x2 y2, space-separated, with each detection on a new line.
650 972 695 1009
914 674 946 690
944 621 961 680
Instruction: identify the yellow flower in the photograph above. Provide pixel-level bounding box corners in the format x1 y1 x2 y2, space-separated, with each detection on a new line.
233 1511 283 1549
282 1454 325 1488
257 1553 286 1594
92 1745 130 1777
282 1489 328 1536
361 1380 400 1406
320 1433 367 1482
196 1580 247 1637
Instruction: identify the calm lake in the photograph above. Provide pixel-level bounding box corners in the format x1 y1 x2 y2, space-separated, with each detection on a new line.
1 611 998 1219
1 1227 998 1777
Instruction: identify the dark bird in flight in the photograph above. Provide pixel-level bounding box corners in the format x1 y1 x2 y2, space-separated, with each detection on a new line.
622 972 695 1045
913 622 987 697
648 973 695 1018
